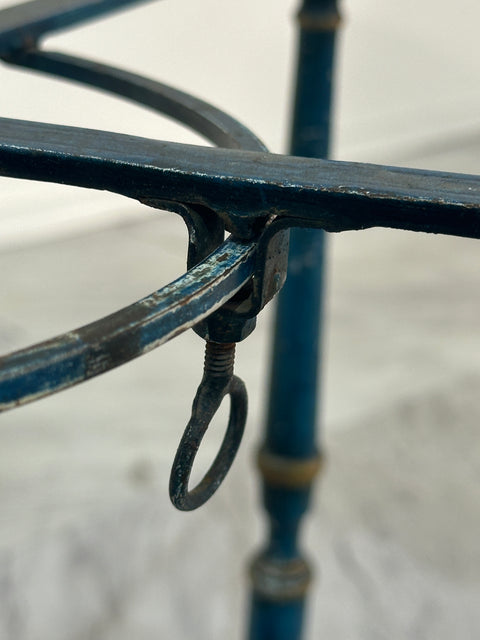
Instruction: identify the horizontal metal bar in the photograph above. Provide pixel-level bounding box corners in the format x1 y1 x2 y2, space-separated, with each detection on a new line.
0 237 256 412
1 116 479 239
2 50 266 152
0 0 154 55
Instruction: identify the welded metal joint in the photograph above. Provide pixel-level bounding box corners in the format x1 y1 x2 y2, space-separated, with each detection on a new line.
169 341 247 511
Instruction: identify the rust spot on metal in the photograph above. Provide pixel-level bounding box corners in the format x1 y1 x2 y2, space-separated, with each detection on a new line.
257 448 323 488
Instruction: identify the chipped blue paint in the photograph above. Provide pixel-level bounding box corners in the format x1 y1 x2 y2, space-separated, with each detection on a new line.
1 117 480 240
0 238 256 411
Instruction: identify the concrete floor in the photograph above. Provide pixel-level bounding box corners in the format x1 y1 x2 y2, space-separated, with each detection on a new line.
0 0 479 638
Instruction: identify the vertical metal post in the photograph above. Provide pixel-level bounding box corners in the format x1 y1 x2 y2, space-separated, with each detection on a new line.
248 1 340 638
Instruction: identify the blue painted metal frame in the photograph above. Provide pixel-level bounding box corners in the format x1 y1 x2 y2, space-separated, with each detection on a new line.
0 0 479 638
0 237 257 410
1 118 479 238
1 117 480 410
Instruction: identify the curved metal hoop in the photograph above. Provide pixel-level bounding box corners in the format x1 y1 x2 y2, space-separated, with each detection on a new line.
4 49 267 152
0 0 268 412
0 238 256 412
169 374 247 511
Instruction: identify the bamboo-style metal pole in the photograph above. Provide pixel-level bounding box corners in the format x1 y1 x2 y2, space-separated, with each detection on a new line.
248 2 340 638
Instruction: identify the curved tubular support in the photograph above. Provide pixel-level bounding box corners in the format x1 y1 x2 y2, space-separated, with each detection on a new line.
0 238 256 412
2 50 267 152
169 342 247 511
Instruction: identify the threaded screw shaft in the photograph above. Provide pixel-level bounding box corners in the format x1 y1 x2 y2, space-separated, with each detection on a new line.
203 341 236 378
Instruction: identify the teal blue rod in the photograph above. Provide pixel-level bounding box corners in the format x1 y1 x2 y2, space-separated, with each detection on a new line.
248 1 340 639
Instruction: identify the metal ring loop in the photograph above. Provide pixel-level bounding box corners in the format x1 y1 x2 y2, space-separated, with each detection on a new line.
169 375 247 511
